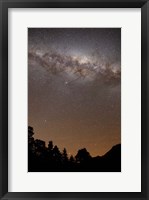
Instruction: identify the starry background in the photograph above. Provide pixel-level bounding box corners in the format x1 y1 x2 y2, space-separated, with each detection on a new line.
28 28 121 157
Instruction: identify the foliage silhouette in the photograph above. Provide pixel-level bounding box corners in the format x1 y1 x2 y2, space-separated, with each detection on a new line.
75 148 91 163
28 126 121 172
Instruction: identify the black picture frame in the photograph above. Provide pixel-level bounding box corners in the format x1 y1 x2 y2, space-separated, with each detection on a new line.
0 0 148 199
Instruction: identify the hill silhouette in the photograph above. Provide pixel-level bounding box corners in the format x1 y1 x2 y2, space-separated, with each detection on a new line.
28 126 121 172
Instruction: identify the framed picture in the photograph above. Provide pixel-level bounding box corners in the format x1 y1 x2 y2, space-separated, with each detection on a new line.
0 0 148 199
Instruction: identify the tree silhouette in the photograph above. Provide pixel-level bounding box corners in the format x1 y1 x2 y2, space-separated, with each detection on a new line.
52 145 62 163
34 139 46 157
75 148 91 163
48 141 53 151
62 148 68 159
28 126 34 138
70 155 75 163
28 126 35 152
62 148 68 163
28 126 121 172
28 126 36 171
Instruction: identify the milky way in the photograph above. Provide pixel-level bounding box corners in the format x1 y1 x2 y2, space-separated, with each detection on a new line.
28 28 121 156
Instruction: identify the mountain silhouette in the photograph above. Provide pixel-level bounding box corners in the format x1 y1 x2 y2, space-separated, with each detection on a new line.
93 144 121 172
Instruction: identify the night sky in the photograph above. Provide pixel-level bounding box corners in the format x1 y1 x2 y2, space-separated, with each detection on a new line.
28 28 121 157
